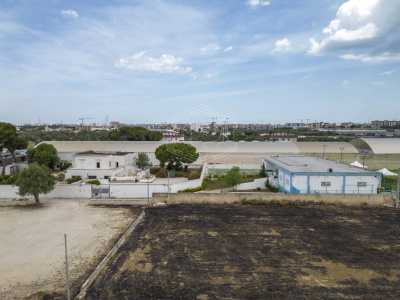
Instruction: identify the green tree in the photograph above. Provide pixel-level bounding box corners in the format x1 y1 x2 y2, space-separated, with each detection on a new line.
225 167 242 190
259 163 268 178
0 122 28 175
108 126 163 141
27 143 60 170
136 152 150 169
155 143 199 169
15 162 56 204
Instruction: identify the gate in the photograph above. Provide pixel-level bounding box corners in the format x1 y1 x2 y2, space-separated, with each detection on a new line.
91 185 111 198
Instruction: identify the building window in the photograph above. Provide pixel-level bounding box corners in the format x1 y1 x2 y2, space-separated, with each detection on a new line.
357 182 367 187
279 175 283 180
116 162 119 168
321 182 331 187
96 162 100 168
109 161 111 167
285 178 289 185
104 176 109 179
88 175 97 179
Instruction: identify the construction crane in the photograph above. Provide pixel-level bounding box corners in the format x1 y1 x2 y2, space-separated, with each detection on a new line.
79 117 94 131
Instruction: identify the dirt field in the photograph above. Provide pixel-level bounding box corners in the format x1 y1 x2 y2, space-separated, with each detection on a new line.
86 204 400 299
0 200 141 300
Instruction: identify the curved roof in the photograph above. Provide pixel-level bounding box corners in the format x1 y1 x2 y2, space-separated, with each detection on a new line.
296 142 358 154
38 141 359 155
350 138 400 154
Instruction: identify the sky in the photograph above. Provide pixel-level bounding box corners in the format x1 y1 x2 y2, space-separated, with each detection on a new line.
1 0 400 125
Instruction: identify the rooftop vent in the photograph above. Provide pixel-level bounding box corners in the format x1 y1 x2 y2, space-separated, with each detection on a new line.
328 168 333 173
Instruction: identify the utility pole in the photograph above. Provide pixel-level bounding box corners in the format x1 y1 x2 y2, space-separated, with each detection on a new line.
147 173 150 206
167 172 170 204
340 147 344 163
396 168 399 209
322 144 327 159
64 234 71 300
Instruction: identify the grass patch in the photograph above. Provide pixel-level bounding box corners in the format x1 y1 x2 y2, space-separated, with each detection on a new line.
204 176 257 190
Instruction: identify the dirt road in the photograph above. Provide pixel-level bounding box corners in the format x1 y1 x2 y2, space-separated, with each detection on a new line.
0 199 141 299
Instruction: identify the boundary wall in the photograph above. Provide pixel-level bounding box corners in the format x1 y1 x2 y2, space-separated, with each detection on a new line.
154 192 393 207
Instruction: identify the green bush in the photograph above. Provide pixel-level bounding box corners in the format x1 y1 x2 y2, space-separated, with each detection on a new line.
177 180 206 193
66 176 82 184
88 180 100 185
188 170 201 180
60 162 72 171
57 173 65 182
150 167 161 174
0 174 20 185
135 178 138 183
155 169 168 178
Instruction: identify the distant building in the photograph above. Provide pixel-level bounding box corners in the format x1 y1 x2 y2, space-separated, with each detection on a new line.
261 133 298 142
152 129 184 141
263 156 381 194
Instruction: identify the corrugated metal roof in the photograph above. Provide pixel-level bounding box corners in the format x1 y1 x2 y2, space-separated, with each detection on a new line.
37 141 363 155
36 141 302 154
296 142 359 154
350 138 400 154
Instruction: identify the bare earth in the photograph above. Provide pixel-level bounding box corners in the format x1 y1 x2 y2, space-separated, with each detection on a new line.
0 199 141 300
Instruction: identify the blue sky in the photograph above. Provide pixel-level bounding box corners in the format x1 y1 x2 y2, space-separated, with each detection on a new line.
1 0 399 125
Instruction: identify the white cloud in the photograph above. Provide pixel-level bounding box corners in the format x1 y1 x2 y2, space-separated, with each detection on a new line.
341 79 355 88
61 10 79 19
380 70 396 76
308 0 400 62
224 46 233 52
203 72 217 79
340 52 400 63
373 81 385 86
190 72 199 80
247 0 270 9
274 38 292 53
200 43 221 52
115 51 192 74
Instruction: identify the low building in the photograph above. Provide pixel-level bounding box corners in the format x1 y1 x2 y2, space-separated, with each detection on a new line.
263 156 381 194
152 129 184 141
65 151 138 180
262 133 298 142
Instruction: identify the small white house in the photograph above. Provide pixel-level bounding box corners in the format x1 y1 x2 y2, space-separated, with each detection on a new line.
65 151 139 180
263 156 381 194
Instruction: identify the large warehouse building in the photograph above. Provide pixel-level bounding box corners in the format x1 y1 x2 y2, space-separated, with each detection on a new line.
263 156 381 194
37 141 359 165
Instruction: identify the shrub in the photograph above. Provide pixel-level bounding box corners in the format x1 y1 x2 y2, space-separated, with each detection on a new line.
135 178 138 183
174 171 184 177
6 173 19 185
150 167 161 175
57 173 65 182
184 165 188 172
188 170 201 180
88 180 100 185
178 181 206 193
60 162 72 171
155 169 168 178
66 176 82 184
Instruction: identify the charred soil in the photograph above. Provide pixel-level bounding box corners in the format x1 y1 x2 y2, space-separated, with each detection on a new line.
86 204 400 299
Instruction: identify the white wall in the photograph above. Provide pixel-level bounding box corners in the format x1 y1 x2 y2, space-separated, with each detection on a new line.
236 178 266 191
0 184 92 199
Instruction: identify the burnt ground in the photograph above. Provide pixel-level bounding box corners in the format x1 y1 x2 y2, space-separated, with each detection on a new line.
86 204 400 299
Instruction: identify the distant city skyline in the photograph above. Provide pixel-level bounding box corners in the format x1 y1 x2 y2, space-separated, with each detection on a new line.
1 0 400 124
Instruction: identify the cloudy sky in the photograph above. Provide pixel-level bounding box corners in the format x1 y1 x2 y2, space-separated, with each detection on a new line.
1 0 399 124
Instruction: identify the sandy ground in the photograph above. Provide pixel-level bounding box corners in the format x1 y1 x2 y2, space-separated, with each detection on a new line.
0 199 140 300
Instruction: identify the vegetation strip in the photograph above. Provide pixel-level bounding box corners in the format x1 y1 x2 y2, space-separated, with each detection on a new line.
75 210 145 299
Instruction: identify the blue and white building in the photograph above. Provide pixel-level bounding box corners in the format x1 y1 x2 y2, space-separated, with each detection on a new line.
263 156 381 194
